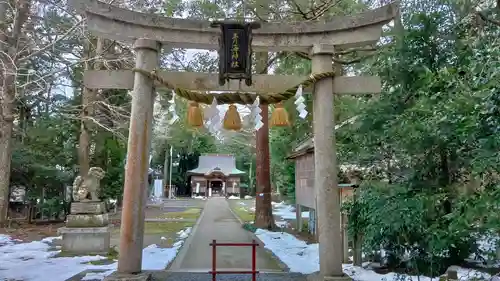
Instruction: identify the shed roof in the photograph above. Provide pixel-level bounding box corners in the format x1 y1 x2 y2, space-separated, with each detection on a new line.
286 138 314 159
287 116 359 160
187 154 245 177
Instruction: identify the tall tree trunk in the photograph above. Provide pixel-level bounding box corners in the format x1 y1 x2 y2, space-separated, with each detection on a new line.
78 2 122 177
0 75 15 224
78 37 106 175
79 38 95 176
254 52 275 229
0 0 10 225
0 0 30 224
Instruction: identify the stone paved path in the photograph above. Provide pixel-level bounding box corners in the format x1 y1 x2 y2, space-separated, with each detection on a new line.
169 198 283 272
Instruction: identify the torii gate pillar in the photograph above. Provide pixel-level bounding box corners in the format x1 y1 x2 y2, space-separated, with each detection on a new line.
311 44 346 280
118 38 160 275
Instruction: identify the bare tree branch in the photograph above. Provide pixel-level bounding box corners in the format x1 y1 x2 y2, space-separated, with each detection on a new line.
477 11 500 26
18 18 85 63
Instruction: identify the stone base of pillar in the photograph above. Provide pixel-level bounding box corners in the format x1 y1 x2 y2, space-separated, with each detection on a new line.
103 272 152 281
58 201 111 255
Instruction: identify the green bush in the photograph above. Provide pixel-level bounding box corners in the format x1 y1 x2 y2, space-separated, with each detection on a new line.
37 197 68 220
344 181 499 277
242 222 258 233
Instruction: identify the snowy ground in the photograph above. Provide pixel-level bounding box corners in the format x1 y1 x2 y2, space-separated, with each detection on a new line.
271 201 309 220
244 201 498 281
0 227 192 281
255 229 494 281
194 195 253 200
230 199 306 227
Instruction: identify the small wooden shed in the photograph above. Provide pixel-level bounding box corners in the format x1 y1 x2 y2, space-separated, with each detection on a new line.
287 137 360 239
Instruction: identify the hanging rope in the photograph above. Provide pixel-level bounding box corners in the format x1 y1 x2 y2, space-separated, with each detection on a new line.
132 68 335 105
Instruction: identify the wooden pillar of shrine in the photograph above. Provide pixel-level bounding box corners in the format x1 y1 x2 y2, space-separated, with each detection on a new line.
118 38 160 274
311 44 344 280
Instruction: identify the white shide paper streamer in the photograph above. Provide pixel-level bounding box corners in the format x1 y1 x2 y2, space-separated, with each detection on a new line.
168 91 179 124
294 85 308 119
251 96 263 131
204 98 221 133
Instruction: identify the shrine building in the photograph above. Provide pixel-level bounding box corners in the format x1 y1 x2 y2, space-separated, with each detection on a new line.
187 154 245 197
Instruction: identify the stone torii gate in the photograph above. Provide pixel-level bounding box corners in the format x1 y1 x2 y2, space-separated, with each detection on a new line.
70 0 397 279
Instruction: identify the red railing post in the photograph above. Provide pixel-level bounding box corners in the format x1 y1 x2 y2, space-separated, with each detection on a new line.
212 239 217 281
209 240 260 280
251 239 257 281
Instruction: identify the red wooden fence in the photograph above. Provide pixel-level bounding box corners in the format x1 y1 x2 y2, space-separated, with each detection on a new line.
209 239 259 281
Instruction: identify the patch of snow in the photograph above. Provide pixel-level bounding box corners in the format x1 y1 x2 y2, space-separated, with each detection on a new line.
272 201 309 219
275 221 288 228
82 270 113 281
255 229 492 281
82 227 192 281
177 227 192 239
83 244 185 281
476 234 499 256
467 233 500 268
41 236 62 244
0 234 12 246
244 195 253 199
141 244 182 269
172 240 183 247
228 195 240 199
192 195 207 200
255 229 318 274
0 226 193 281
0 236 111 281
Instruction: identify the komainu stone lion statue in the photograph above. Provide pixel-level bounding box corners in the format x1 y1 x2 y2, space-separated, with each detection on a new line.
72 167 106 202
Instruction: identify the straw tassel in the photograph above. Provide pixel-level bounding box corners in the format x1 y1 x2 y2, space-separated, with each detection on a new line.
270 102 290 127
187 101 204 127
223 104 242 131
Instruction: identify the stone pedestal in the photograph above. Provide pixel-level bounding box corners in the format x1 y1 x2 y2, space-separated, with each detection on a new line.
71 201 107 214
59 201 111 254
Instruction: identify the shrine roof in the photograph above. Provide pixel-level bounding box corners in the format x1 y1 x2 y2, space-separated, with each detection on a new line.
187 154 245 177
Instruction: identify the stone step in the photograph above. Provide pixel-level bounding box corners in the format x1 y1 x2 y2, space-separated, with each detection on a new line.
151 272 308 281
70 270 310 281
86 271 309 281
